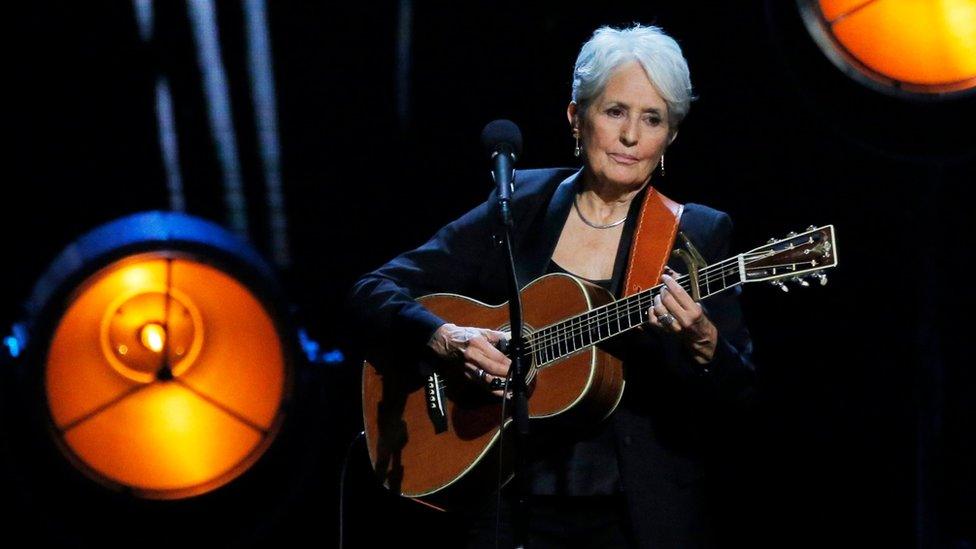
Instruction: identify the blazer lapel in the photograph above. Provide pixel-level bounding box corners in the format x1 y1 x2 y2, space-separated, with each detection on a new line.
514 168 581 286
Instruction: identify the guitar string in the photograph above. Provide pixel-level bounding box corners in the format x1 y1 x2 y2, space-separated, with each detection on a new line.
526 253 758 349
525 263 740 356
434 240 828 384
522 254 823 362
518 229 830 356
524 261 821 367
525 254 754 351
525 280 708 364
525 257 821 361
525 251 821 351
434 252 825 384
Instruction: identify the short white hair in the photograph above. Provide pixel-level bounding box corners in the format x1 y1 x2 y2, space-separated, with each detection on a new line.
572 24 695 129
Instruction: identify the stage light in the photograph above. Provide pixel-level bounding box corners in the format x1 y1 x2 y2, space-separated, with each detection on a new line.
798 0 976 98
17 211 295 500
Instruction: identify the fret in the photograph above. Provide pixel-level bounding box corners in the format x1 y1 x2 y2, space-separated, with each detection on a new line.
571 319 583 351
569 320 577 353
534 329 545 364
559 322 569 357
531 259 747 368
631 305 643 326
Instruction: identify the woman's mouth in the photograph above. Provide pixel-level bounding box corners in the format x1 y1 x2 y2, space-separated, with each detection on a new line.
608 153 639 165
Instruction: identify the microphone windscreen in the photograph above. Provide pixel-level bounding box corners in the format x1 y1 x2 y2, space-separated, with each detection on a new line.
481 119 523 159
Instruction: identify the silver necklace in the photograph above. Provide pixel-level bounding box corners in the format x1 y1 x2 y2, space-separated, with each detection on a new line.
573 193 626 229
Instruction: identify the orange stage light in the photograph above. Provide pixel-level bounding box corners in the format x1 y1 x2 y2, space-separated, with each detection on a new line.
800 0 976 97
18 212 296 501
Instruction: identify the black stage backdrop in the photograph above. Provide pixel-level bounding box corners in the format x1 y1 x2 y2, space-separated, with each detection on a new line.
2 2 973 547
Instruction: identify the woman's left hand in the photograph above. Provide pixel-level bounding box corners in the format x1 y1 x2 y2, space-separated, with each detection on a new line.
648 272 719 364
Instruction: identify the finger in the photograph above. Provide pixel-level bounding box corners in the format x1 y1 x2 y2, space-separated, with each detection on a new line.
463 362 494 382
664 287 707 329
480 329 510 345
661 274 696 311
647 307 663 330
658 295 688 332
462 362 482 381
647 295 669 332
652 293 682 333
652 294 669 319
464 340 511 377
660 290 690 329
481 330 512 355
469 336 510 361
463 361 509 396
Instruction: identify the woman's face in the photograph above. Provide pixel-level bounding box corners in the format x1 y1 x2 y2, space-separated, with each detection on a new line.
569 60 672 191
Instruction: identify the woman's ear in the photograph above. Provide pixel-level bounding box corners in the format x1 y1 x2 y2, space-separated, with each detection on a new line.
567 102 580 134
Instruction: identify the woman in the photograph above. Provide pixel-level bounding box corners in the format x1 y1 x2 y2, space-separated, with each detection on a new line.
350 24 756 548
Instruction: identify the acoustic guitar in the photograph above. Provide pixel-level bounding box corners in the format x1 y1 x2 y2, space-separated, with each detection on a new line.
362 225 837 510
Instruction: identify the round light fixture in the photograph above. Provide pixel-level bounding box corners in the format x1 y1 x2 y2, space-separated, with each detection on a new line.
19 212 295 500
798 0 976 98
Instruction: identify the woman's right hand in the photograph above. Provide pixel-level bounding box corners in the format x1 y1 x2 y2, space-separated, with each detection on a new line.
428 323 511 397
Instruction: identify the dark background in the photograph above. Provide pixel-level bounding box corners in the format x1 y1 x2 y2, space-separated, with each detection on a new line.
2 1 973 547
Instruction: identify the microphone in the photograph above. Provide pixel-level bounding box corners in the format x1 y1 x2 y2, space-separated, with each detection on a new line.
480 120 523 208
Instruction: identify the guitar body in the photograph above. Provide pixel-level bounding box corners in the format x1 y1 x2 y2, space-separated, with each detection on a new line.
361 273 624 510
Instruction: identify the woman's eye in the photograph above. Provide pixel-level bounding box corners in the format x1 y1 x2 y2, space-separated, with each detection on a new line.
644 116 662 126
607 108 624 117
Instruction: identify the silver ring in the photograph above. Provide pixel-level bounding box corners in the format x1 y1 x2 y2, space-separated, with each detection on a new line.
659 313 675 327
477 368 488 380
490 377 507 390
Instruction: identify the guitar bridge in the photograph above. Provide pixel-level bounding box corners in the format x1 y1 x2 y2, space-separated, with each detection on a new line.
425 372 448 433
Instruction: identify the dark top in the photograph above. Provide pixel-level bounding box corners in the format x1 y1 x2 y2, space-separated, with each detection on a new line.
348 167 757 548
529 260 620 496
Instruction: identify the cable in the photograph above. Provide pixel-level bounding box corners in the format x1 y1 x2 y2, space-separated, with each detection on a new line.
339 430 366 549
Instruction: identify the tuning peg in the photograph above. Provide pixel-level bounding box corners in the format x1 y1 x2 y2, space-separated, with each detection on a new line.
791 276 810 287
787 231 798 238
771 280 789 292
767 238 777 244
806 225 817 232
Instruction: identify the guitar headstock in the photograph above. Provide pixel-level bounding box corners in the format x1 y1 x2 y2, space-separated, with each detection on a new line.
742 225 837 291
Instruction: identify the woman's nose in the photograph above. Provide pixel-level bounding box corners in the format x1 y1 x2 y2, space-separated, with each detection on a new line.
620 117 638 146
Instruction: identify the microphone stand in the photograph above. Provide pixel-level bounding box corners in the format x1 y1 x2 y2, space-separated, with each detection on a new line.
495 171 531 549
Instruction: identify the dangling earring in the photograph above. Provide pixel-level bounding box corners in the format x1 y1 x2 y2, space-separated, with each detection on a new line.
659 154 665 177
574 136 581 158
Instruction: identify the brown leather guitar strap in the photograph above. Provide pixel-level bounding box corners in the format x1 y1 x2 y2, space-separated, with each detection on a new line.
622 187 683 297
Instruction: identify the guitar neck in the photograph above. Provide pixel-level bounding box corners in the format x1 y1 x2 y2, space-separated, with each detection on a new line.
526 256 744 367
524 224 836 367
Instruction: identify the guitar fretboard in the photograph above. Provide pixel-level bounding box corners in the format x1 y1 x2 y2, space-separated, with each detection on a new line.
524 255 745 366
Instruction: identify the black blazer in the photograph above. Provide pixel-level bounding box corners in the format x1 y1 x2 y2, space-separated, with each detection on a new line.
349 167 757 548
